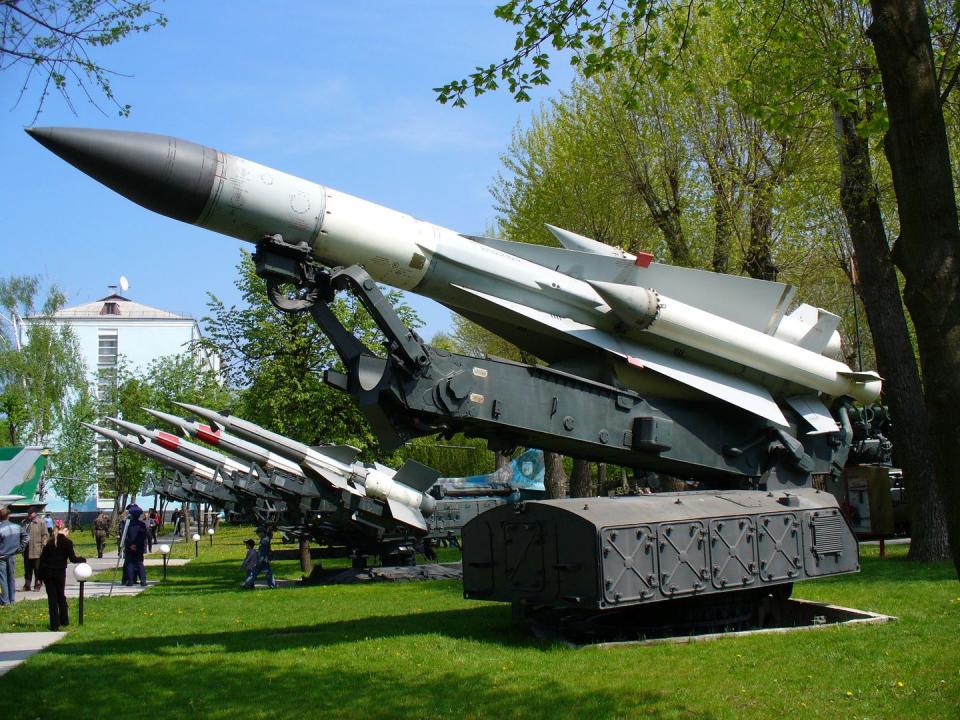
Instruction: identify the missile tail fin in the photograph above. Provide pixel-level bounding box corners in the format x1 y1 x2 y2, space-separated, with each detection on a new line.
311 444 361 465
788 304 842 355
544 225 631 257
386 497 428 532
393 459 440 492
785 395 840 434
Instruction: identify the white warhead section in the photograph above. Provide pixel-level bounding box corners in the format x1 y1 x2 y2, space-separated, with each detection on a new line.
197 152 326 246
364 469 436 515
312 188 437 290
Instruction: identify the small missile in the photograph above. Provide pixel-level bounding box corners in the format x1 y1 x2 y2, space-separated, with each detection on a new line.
83 423 217 482
29 127 880 430
174 402 438 524
109 416 251 476
141 408 304 479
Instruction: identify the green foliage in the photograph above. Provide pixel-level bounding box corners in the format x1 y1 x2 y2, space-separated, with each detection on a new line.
0 275 87 446
102 351 232 499
392 433 496 478
199 251 422 455
49 386 97 505
0 0 168 121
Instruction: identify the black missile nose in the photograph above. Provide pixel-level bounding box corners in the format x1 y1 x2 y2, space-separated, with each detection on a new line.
25 127 218 224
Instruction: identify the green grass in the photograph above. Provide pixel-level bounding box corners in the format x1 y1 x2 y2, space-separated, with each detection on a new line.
1 528 957 719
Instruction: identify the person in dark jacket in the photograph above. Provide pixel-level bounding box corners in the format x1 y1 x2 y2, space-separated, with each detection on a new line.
122 504 148 587
38 520 85 630
0 508 22 605
243 527 277 589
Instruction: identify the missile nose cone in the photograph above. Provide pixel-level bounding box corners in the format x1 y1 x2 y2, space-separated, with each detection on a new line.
25 127 218 223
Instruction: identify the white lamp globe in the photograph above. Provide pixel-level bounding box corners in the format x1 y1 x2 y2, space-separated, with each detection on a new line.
191 533 201 542
159 544 171 555
73 562 93 581
207 527 215 535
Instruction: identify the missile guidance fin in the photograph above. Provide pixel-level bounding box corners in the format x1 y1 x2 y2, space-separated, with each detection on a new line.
311 444 361 465
785 395 840 434
788 304 842 354
385 497 428 532
393 459 441 493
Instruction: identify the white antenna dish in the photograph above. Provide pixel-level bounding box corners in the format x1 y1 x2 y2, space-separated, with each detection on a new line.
119 276 129 292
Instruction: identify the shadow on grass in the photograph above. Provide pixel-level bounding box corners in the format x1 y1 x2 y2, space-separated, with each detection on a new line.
22 616 711 720
53 605 534 653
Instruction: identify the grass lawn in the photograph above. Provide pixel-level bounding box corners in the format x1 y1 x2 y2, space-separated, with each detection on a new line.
1 526 957 719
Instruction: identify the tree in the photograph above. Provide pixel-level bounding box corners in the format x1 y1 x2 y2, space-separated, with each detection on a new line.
441 0 958 570
200 251 421 453
102 350 232 511
50 386 98 517
0 275 87 446
867 0 960 575
0 0 168 121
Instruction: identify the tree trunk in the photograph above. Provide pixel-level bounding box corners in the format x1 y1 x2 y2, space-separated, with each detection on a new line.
299 536 312 576
543 452 568 499
569 459 593 497
832 103 949 561
869 0 960 576
597 463 608 495
743 177 779 280
494 451 510 472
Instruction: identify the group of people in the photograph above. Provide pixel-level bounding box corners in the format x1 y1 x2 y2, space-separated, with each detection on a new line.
0 507 85 630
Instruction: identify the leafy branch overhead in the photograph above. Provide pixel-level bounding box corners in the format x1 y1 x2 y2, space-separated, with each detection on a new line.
0 0 168 121
434 0 699 107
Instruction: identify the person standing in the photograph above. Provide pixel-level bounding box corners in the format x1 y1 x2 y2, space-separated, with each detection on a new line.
21 510 46 591
122 505 148 587
0 508 22 605
172 508 182 537
92 511 111 559
38 519 85 630
143 511 155 553
243 527 277 589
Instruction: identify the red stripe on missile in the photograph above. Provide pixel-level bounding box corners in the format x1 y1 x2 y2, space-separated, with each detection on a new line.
197 424 221 445
155 431 180 451
635 252 654 268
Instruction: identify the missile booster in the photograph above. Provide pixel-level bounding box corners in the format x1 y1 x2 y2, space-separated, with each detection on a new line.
27 127 880 432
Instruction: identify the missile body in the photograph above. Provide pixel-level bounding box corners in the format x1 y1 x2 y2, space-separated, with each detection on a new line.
109 417 251 476
142 408 305 478
30 128 881 429
174 402 437 518
84 423 217 482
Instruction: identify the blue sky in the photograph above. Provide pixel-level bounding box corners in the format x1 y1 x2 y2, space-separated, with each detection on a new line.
1 1 571 340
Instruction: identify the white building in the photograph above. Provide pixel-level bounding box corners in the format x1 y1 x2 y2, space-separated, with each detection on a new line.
32 292 219 513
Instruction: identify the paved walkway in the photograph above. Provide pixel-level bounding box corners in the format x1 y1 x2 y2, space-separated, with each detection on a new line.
0 632 66 677
12 534 191 603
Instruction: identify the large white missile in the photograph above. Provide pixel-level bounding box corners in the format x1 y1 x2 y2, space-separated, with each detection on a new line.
27 128 881 429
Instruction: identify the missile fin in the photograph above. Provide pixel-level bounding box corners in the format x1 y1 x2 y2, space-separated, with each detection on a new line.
393 459 441 492
789 305 842 354
302 457 367 497
311 444 361 465
454 286 790 426
461 237 794 332
785 395 840 434
385 497 428 532
838 369 883 383
544 225 632 257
